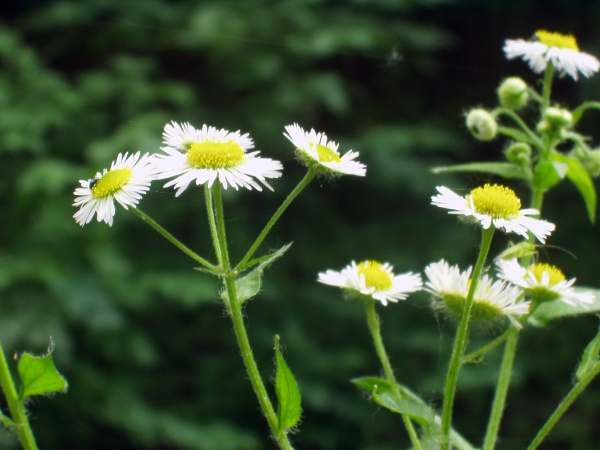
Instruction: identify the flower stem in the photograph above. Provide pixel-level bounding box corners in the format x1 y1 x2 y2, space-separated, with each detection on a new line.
235 169 316 272
441 226 495 449
526 362 600 450
462 327 517 365
541 63 555 111
0 342 39 450
364 300 422 450
205 185 224 268
211 184 294 450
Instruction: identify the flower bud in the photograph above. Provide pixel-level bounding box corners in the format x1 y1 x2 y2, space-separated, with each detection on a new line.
497 77 529 110
466 109 497 141
544 107 573 128
504 142 531 166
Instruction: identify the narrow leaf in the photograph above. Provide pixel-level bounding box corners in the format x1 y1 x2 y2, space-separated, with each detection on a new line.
243 243 293 272
528 288 600 327
497 126 535 144
550 153 596 223
372 389 435 428
18 343 67 400
432 162 529 180
274 336 301 432
532 161 566 190
576 317 600 381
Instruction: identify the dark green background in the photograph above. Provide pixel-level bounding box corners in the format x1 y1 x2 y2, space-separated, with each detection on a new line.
1 0 600 448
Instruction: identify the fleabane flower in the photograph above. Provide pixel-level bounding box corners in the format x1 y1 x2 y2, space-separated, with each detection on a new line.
425 260 529 329
503 30 600 81
155 121 282 196
284 124 366 176
73 152 155 227
496 258 594 308
318 260 422 305
431 184 555 243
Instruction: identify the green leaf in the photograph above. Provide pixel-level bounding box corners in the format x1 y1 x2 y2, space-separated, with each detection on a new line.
528 288 600 327
240 242 293 272
274 336 301 433
18 343 68 400
532 160 566 190
497 126 536 144
372 389 435 428
431 162 530 180
576 317 600 381
550 153 596 223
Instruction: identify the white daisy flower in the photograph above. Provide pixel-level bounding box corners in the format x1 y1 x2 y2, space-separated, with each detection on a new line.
318 260 422 305
431 184 555 243
73 152 155 226
284 124 366 176
155 121 283 196
496 258 594 308
425 260 529 329
503 30 600 81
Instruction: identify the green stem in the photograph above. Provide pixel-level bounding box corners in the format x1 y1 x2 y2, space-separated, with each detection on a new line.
211 184 294 450
526 362 600 450
441 226 495 449
131 208 219 273
572 101 600 124
235 169 316 272
0 342 39 450
205 185 224 268
482 330 519 450
541 63 555 111
493 108 544 152
462 327 516 365
364 300 422 450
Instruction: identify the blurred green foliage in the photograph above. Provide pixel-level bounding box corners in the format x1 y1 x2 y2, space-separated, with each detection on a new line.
1 0 600 449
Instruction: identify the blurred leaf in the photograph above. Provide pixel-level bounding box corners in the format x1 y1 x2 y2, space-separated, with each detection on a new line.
550 153 596 223
532 160 567 190
432 161 529 180
274 336 302 433
576 317 600 381
497 126 537 145
528 288 600 327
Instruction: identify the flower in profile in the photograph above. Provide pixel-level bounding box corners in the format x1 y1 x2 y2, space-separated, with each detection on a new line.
73 152 155 226
503 30 600 81
425 260 529 329
496 258 594 308
318 260 422 305
155 121 283 196
431 184 555 243
284 124 366 176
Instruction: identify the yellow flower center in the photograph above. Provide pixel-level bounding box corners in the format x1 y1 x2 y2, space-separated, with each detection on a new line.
186 141 245 169
530 263 566 286
534 30 579 51
315 144 341 163
91 169 132 198
357 261 393 291
469 184 521 218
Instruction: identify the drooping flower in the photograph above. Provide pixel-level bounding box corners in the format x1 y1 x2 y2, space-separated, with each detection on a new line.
431 184 555 243
284 124 366 176
496 258 594 308
318 260 422 305
73 152 155 227
503 30 600 81
425 259 529 328
155 121 282 196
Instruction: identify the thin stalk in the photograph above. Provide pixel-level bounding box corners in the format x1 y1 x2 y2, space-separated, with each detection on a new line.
482 330 519 450
493 108 544 152
235 169 315 272
526 362 600 450
131 208 218 272
462 327 516 365
364 300 421 450
0 342 38 450
205 185 224 268
211 184 294 450
541 63 555 111
441 226 495 449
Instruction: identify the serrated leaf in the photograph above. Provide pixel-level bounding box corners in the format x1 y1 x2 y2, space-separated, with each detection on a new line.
576 317 600 380
550 153 596 223
18 349 67 400
274 336 301 432
528 288 600 327
532 160 566 190
240 242 293 272
432 162 529 180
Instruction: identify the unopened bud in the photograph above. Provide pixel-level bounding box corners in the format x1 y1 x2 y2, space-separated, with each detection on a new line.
504 142 531 166
466 109 497 141
544 107 573 128
498 77 529 110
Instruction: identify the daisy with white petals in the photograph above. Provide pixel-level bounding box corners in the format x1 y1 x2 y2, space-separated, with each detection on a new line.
431 184 555 243
503 30 600 81
496 258 594 308
284 124 366 176
73 152 155 226
425 260 529 328
155 121 283 196
318 260 422 305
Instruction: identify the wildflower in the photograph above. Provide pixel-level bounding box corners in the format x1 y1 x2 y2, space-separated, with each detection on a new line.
73 152 155 226
503 30 599 81
284 124 366 176
425 260 529 328
318 260 422 305
431 184 555 243
496 258 594 308
155 121 282 196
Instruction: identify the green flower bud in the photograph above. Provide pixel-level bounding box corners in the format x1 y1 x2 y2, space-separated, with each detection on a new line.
497 77 529 110
544 107 573 129
466 109 497 141
504 142 531 166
